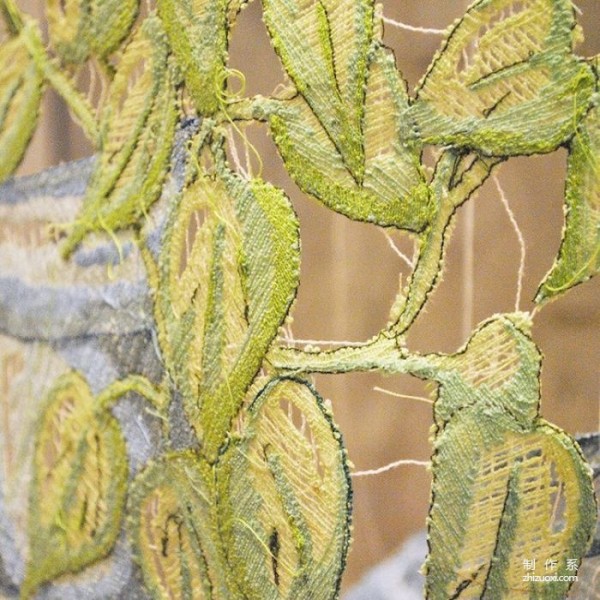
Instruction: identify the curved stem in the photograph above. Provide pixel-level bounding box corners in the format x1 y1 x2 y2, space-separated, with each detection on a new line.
97 375 166 412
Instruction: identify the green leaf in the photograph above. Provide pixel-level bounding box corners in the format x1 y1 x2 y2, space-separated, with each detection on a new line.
62 15 178 257
268 44 431 231
217 378 352 599
149 168 300 459
536 92 600 302
425 316 596 599
22 372 128 598
411 0 595 156
127 451 229 599
46 0 138 62
0 26 42 183
263 0 431 230
158 0 229 115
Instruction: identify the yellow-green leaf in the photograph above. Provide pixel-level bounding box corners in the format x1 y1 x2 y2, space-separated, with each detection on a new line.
411 0 595 156
89 0 139 57
0 27 42 182
536 90 600 302
62 15 177 257
149 169 300 459
127 451 229 599
217 378 352 599
268 44 431 231
21 372 128 598
158 0 228 115
426 316 596 599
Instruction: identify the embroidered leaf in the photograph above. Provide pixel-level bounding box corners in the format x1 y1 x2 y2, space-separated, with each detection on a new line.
127 451 229 599
22 372 128 598
264 0 431 230
158 0 228 115
218 378 352 599
62 15 177 257
0 26 42 183
88 0 139 58
426 316 596 599
411 0 595 156
268 44 431 231
536 91 600 302
149 169 300 459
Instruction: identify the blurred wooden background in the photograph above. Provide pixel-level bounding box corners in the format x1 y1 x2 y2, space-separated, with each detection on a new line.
14 0 600 592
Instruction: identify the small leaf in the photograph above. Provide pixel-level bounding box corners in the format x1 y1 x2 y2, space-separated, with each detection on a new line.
0 26 43 183
411 0 595 156
62 15 178 257
536 93 600 302
22 372 128 598
263 0 431 230
158 0 228 115
268 44 431 231
88 0 140 58
127 451 228 599
426 316 596 599
217 378 352 599
151 169 300 458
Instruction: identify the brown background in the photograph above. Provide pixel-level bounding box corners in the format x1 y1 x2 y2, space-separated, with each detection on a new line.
14 0 600 592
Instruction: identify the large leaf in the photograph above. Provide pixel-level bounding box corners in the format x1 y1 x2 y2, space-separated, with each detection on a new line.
425 316 596 599
411 0 595 156
0 26 42 183
263 0 431 231
149 168 300 459
62 15 177 257
536 88 600 302
158 0 228 115
46 0 138 62
21 372 128 598
127 451 229 599
217 378 352 599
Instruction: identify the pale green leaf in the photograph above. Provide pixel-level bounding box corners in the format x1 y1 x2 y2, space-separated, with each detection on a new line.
127 451 229 599
217 378 352 599
425 316 596 599
0 27 42 182
89 0 139 57
411 0 595 156
268 44 431 231
158 0 229 114
536 92 600 302
21 372 128 599
62 15 177 257
148 169 300 459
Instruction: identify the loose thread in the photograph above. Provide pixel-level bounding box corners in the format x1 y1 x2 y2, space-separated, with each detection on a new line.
352 458 430 478
494 176 526 312
373 386 433 405
381 228 415 269
382 16 446 35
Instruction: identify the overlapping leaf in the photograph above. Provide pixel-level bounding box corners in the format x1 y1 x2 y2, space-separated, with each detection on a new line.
46 0 138 63
425 316 596 599
149 168 300 458
63 15 177 257
217 378 352 599
127 451 229 599
158 0 228 115
411 0 595 156
537 83 600 302
21 372 128 599
263 0 431 231
0 26 42 183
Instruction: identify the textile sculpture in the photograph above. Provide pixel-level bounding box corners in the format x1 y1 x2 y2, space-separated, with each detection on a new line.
0 0 598 598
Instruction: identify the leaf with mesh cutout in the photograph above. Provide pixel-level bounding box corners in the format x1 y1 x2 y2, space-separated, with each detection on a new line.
158 0 230 115
0 25 42 183
46 0 138 63
62 15 178 258
425 315 596 599
21 371 128 599
411 0 595 156
217 377 352 600
536 67 600 303
263 0 431 231
145 167 300 459
127 450 230 599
